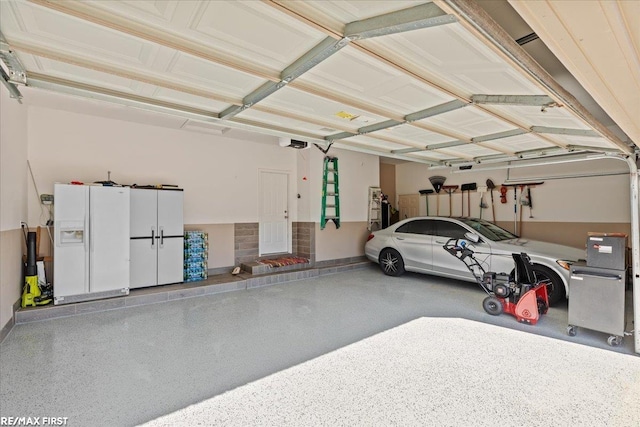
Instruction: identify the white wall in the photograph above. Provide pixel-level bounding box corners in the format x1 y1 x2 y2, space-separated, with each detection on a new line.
0 87 28 331
26 106 298 226
310 147 379 261
296 149 311 221
507 159 630 223
308 146 379 222
396 159 630 223
24 100 382 272
1 89 28 231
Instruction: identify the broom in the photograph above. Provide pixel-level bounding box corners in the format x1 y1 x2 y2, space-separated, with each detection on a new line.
418 189 434 215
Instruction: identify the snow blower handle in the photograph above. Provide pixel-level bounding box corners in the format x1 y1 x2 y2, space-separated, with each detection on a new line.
443 238 474 260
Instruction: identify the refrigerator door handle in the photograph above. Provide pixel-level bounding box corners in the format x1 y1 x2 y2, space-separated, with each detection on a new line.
85 215 89 252
151 227 155 248
160 227 164 247
89 213 94 253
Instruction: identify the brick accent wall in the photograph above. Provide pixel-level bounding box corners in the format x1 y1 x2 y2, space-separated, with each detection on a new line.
235 222 316 266
294 222 315 264
234 223 259 265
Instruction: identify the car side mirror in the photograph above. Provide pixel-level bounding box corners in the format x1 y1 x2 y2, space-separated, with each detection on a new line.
464 232 480 243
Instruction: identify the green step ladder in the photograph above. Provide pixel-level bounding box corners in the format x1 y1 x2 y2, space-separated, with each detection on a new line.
321 156 340 229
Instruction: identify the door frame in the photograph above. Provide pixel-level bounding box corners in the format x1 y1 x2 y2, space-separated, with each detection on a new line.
258 169 292 256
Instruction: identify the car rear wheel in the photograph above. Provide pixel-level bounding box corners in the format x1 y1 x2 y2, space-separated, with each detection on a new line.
379 248 405 277
531 265 564 306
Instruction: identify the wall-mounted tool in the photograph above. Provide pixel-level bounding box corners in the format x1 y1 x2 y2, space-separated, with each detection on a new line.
501 182 544 235
460 182 477 217
486 179 496 223
518 185 527 234
442 185 459 217
429 176 446 216
500 186 508 204
477 186 488 219
418 189 434 216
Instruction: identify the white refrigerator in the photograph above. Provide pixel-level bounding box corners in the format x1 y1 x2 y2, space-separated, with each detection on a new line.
54 184 130 304
130 188 184 288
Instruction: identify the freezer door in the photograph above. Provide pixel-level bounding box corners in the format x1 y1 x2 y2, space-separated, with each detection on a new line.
90 186 130 293
158 190 184 236
54 184 89 301
158 236 184 285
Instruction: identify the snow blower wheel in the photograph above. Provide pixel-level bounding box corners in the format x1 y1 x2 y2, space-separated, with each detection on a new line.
483 296 503 316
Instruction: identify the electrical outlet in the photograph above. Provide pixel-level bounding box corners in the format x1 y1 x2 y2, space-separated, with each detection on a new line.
40 194 54 205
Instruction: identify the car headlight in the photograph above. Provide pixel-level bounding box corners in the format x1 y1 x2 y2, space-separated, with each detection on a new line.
556 260 573 271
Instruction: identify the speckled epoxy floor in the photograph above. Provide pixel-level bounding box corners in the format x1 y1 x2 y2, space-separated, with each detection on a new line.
1 265 637 426
144 318 640 427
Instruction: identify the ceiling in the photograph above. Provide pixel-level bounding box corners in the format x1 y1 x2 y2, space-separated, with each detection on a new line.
508 0 640 153
0 0 636 167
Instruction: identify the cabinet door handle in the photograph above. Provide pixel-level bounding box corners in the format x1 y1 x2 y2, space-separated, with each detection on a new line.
573 272 621 280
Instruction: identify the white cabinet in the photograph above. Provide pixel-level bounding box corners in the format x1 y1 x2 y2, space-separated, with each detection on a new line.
54 184 130 304
130 189 184 288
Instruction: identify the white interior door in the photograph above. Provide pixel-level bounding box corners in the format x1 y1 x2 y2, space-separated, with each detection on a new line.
259 171 289 255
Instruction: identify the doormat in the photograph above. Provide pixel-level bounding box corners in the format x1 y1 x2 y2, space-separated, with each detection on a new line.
257 256 309 268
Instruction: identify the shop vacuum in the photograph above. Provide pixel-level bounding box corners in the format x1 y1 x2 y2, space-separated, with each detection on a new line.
21 230 52 307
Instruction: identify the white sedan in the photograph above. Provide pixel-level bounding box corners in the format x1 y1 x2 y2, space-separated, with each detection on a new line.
365 217 585 305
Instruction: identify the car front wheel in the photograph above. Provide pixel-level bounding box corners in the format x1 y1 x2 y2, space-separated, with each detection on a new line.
379 248 405 277
531 265 565 306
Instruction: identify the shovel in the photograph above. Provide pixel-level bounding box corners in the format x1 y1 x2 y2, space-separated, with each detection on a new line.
477 186 488 219
486 179 496 224
418 189 434 216
460 182 477 217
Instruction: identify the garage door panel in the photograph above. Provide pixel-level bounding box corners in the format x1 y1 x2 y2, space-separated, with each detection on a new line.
419 106 517 139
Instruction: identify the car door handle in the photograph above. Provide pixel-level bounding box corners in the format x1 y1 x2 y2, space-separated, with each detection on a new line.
435 240 446 244
396 237 405 240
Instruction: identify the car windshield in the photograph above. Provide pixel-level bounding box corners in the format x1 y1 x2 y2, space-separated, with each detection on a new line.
458 218 517 241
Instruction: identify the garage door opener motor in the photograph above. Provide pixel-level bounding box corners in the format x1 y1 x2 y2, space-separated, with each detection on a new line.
443 235 549 325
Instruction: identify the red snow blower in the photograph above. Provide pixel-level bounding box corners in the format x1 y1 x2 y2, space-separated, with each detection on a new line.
443 235 549 325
